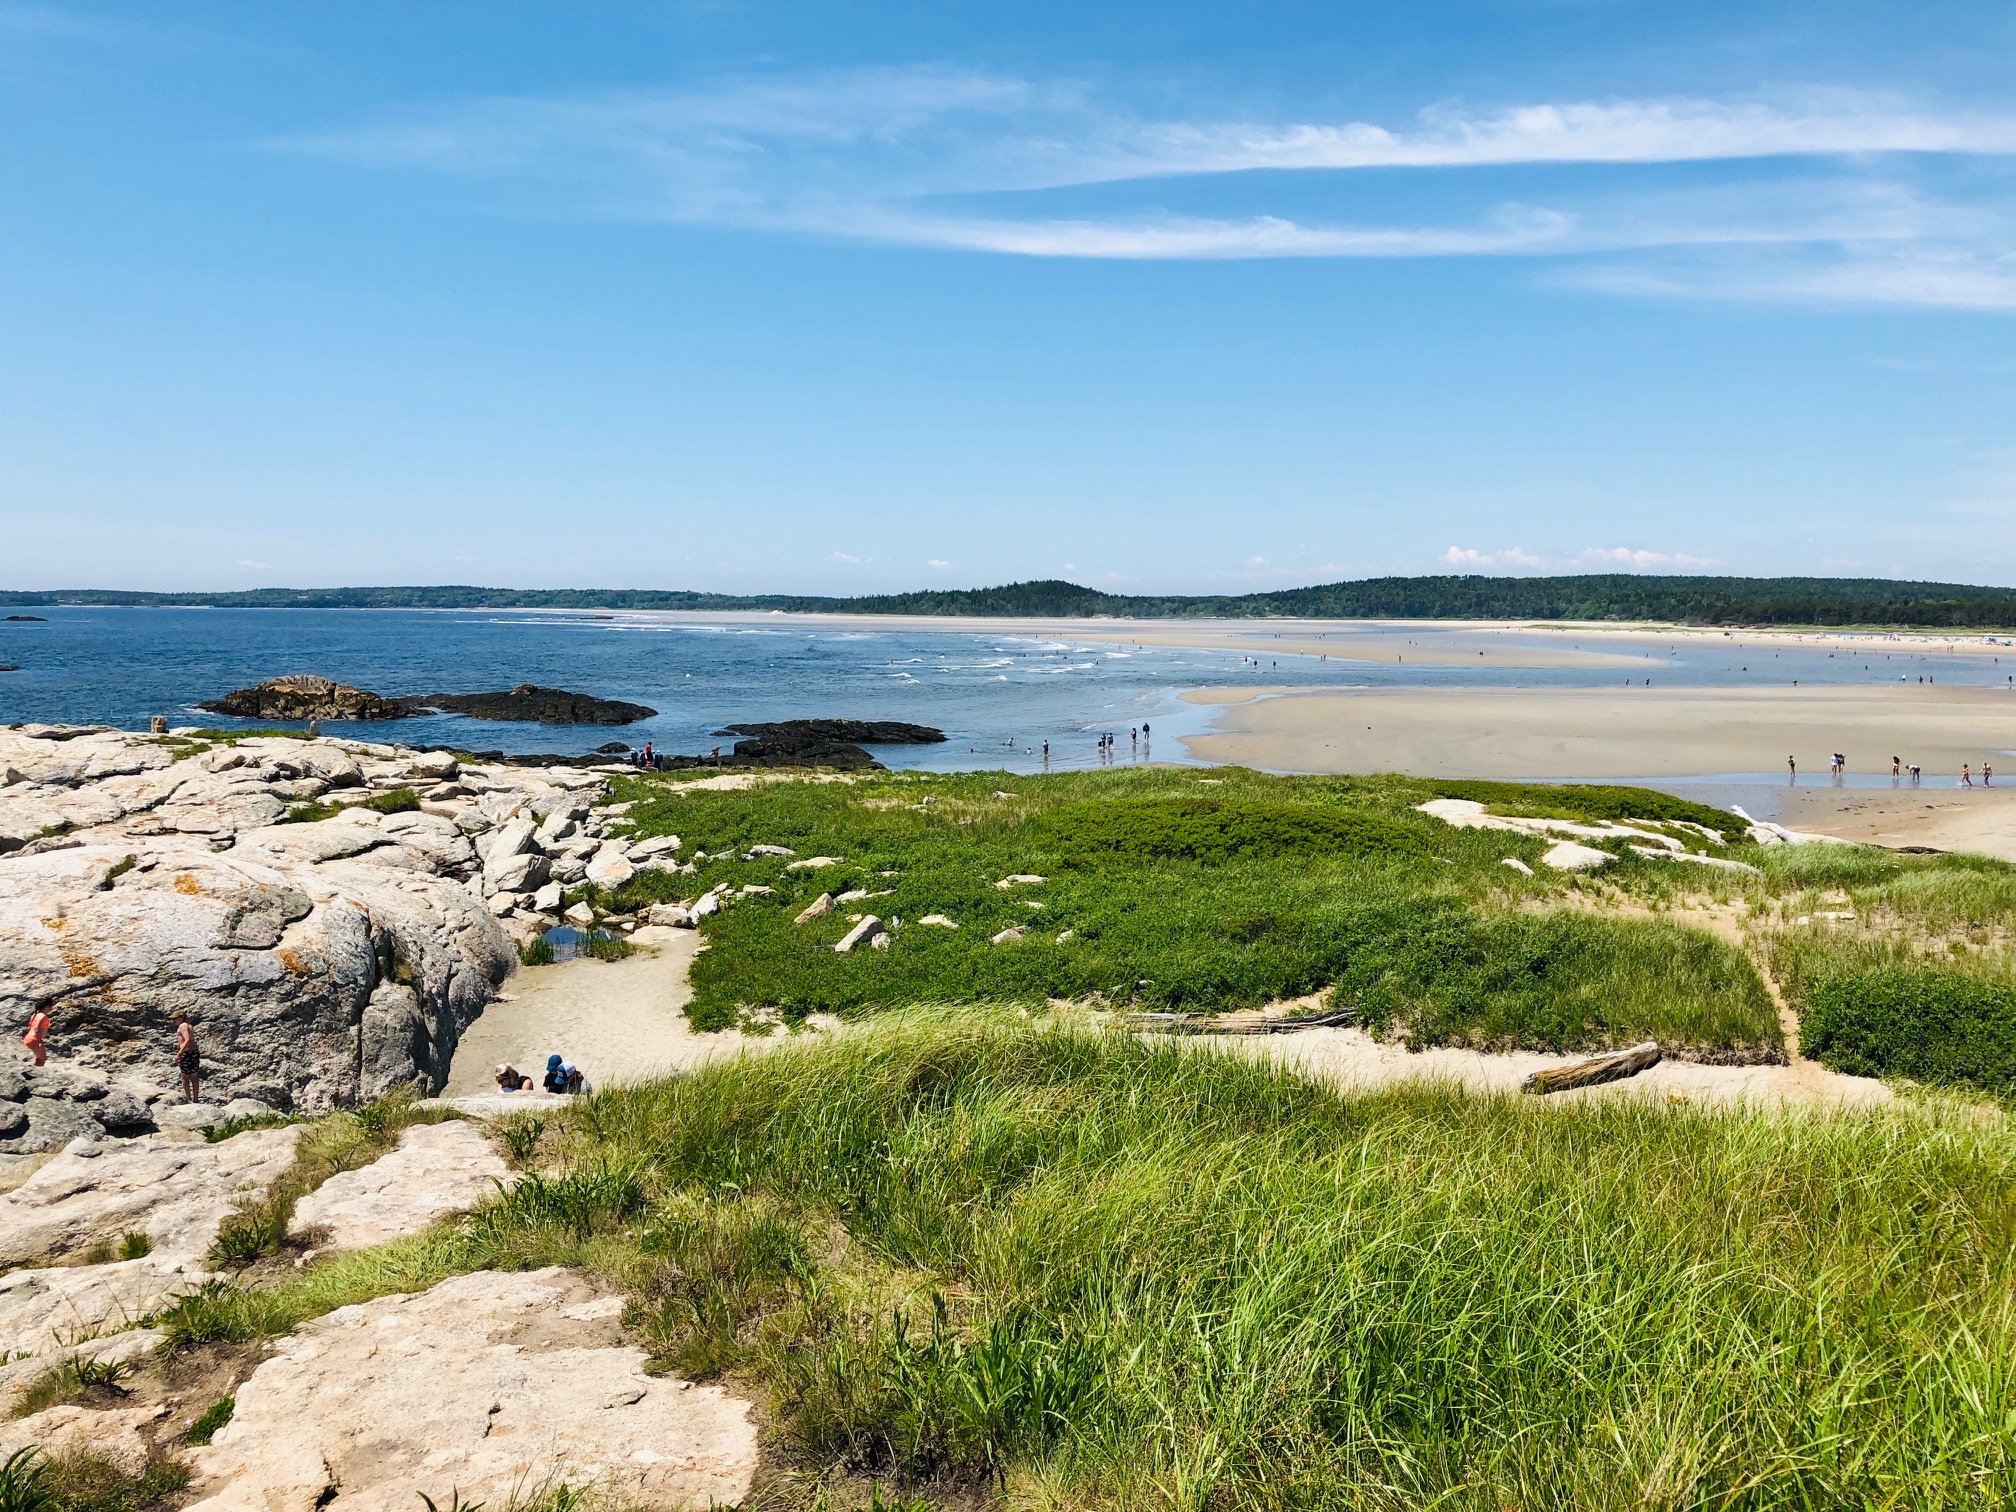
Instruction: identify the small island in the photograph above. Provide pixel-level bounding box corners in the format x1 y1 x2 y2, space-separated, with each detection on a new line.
198 676 655 725
200 675 411 722
401 685 656 724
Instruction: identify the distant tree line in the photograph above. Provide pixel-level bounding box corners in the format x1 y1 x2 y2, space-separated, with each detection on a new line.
4 574 2016 628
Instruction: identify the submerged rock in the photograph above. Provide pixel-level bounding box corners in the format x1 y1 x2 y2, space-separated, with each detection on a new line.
199 675 413 722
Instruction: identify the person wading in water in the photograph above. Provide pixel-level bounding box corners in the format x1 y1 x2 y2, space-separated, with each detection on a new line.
171 1011 202 1102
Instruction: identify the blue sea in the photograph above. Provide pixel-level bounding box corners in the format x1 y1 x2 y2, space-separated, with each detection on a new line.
2 607 2014 778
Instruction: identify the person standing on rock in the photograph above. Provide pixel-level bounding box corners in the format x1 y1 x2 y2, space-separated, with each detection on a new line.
21 1006 51 1067
171 1010 202 1102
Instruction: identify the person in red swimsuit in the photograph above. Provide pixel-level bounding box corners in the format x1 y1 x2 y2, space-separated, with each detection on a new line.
22 1007 52 1067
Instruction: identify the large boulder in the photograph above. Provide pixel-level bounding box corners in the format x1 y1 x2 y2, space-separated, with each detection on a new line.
186 1269 756 1512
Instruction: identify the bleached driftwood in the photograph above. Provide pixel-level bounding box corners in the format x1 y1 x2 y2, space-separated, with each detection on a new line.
1522 1041 1661 1095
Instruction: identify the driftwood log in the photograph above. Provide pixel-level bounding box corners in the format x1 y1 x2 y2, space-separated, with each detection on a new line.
1522 1041 1661 1095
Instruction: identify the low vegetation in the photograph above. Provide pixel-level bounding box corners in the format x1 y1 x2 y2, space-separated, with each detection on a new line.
600 767 1781 1056
150 1015 2016 1508
205 1092 453 1266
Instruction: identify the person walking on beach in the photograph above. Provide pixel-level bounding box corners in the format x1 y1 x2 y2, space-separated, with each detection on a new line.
1787 755 1796 780
21 1007 51 1067
171 1010 202 1102
1961 764 1973 788
1985 762 1994 786
1891 756 1901 777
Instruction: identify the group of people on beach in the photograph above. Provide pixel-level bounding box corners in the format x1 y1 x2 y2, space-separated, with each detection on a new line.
19 1006 204 1100
1095 724 1149 763
494 1054 589 1096
1787 753 1993 787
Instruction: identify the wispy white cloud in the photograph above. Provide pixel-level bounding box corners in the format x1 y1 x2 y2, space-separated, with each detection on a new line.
266 68 2016 298
926 558 951 570
1565 246 2016 311
829 550 870 565
1443 544 1716 573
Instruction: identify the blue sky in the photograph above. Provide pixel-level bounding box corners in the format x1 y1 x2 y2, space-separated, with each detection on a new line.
3 1 2015 593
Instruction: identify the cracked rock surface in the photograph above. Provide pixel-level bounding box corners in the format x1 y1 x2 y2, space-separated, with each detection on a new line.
186 1268 758 1512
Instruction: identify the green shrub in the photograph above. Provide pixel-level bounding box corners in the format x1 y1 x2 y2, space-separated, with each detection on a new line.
1036 796 1429 863
581 933 635 962
281 799 344 824
360 787 421 814
1800 967 2016 1097
1340 901 1781 1057
115 1230 151 1261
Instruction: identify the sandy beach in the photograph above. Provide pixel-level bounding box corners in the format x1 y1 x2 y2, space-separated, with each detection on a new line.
1184 681 2016 857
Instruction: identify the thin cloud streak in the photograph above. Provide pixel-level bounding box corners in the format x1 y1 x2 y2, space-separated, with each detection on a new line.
269 67 2016 298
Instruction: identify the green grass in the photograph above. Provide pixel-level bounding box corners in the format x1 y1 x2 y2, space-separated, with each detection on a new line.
518 936 557 966
8 1356 132 1418
580 932 636 962
1338 901 1780 1058
281 798 345 824
358 786 422 814
182 1396 234 1446
561 1016 2016 1506
205 1093 455 1266
604 767 1778 1056
139 1012 2016 1506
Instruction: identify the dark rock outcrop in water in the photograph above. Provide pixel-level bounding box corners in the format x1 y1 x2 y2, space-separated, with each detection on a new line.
200 675 413 722
710 719 946 745
402 685 656 725
0 665 17 673
4 615 46 622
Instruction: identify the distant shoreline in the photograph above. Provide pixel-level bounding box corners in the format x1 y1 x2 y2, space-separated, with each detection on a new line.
6 571 2016 632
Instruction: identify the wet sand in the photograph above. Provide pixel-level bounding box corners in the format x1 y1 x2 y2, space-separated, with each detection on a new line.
679 612 1654 669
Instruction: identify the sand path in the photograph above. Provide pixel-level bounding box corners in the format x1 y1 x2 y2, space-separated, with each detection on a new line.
444 926 760 1095
443 922 1895 1115
1210 1026 1891 1111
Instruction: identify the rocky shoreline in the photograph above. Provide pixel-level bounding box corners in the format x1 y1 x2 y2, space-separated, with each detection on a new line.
0 724 684 1142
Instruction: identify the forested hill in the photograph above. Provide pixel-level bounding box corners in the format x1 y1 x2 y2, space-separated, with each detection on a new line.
5 575 2016 628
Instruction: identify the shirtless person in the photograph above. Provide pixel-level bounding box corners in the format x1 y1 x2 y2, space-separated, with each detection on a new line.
171 1011 202 1102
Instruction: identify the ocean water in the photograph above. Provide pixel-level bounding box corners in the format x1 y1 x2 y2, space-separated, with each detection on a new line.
3 608 2014 776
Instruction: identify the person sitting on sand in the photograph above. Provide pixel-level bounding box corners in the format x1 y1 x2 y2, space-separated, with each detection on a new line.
171 1010 202 1103
562 1062 588 1095
21 1006 51 1067
542 1053 569 1093
494 1062 523 1093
